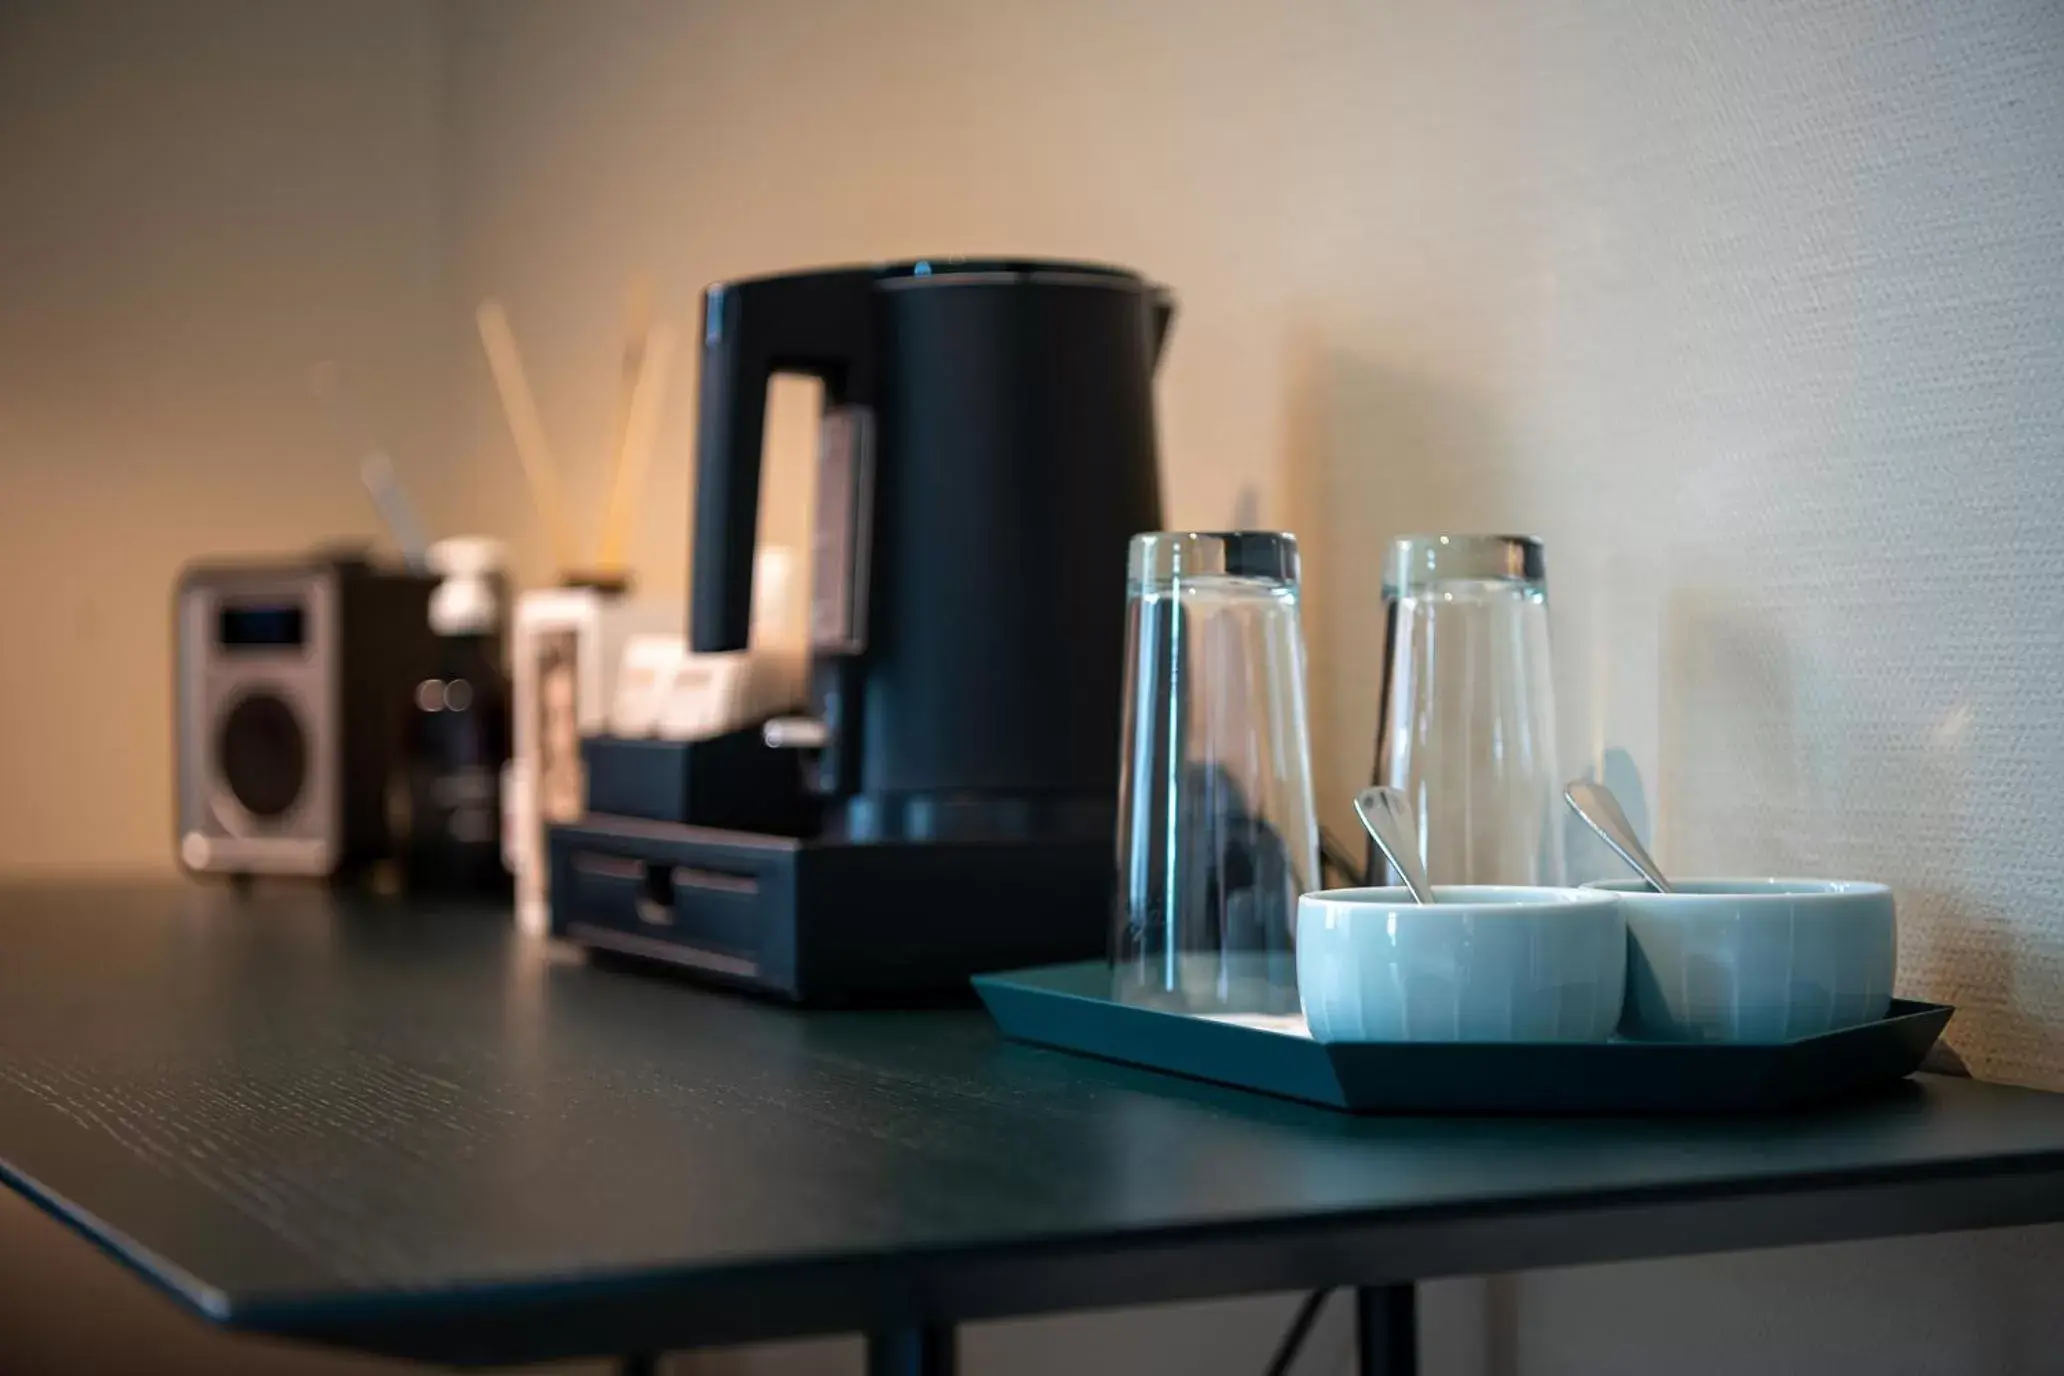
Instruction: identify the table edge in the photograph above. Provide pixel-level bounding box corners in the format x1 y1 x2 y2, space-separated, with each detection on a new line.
202 1150 2064 1364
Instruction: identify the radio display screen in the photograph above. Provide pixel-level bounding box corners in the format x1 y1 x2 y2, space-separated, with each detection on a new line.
218 604 306 649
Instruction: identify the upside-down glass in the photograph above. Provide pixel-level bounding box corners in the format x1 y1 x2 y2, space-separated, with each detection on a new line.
1112 532 1319 1014
1371 534 1565 886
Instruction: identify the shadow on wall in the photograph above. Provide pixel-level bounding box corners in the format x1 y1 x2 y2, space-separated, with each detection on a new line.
1659 585 1809 874
1279 331 1526 1376
1905 892 2064 1086
1656 586 2064 1083
1278 330 1524 845
1833 711 2064 1088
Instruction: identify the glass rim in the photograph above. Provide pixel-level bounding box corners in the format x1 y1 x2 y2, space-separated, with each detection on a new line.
1384 534 1544 593
1128 530 1299 590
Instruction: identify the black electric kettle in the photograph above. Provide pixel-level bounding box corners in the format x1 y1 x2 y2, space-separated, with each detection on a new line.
691 258 1170 844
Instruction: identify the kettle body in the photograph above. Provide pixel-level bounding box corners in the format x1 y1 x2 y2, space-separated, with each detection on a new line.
690 259 1169 842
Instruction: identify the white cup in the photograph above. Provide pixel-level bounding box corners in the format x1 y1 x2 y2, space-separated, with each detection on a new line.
1586 878 1896 1043
1295 886 1625 1043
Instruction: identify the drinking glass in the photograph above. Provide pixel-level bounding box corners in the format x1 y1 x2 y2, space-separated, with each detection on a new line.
1112 532 1319 1014
1371 534 1564 885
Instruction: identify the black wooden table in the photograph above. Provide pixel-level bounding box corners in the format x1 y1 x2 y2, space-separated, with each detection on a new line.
4 886 2064 1373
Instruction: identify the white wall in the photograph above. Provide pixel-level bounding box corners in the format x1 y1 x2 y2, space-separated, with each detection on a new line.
441 2 2064 1373
0 0 451 873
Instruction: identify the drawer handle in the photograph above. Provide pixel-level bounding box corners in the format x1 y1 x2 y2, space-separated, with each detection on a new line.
633 864 758 926
671 865 758 897
636 864 676 926
572 852 643 880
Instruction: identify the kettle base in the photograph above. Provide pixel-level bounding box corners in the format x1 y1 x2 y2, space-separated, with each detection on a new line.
546 815 1110 1005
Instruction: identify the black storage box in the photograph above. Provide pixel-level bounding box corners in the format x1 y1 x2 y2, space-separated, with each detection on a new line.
546 815 1111 1004
580 727 814 835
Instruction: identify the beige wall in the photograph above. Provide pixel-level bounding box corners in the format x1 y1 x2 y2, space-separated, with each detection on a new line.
6 2 2064 1370
0 0 449 874
441 3 2064 1374
16 0 2061 1084
445 0 2064 1091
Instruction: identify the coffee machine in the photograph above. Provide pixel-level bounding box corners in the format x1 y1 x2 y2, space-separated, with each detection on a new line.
549 259 1169 1001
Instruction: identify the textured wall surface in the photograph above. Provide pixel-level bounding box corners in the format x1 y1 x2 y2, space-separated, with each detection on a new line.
447 0 2064 1091
2 1 2060 1370
441 4 2064 1372
1270 0 2064 1093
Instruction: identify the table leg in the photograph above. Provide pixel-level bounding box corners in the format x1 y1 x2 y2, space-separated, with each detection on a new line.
867 1324 957 1376
1354 1284 1416 1376
616 1355 659 1376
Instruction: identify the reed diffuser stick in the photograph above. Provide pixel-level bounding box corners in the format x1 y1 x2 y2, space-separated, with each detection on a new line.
597 281 654 560
476 300 576 573
597 322 678 571
310 361 430 570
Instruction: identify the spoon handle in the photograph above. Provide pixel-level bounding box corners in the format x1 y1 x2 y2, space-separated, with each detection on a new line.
1563 780 1674 894
1353 786 1436 905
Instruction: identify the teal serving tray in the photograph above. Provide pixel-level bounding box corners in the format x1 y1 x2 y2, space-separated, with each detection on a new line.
972 961 1954 1114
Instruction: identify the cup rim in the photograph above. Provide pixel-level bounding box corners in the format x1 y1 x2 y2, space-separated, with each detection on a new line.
1300 884 1618 912
1581 877 1891 900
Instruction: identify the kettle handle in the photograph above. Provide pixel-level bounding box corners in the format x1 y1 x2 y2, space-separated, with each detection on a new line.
690 270 876 653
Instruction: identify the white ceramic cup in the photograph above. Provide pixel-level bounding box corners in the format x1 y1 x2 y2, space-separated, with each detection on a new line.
1295 886 1626 1043
1586 878 1896 1043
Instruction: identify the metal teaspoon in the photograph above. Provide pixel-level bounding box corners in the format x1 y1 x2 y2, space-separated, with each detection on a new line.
1353 785 1436 905
1563 779 1675 893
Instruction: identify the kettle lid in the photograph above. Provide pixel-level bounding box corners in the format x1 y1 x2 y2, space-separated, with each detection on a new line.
878 257 1144 285
708 257 1159 295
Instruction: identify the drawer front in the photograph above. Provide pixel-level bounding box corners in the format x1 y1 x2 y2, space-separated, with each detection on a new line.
559 850 763 981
